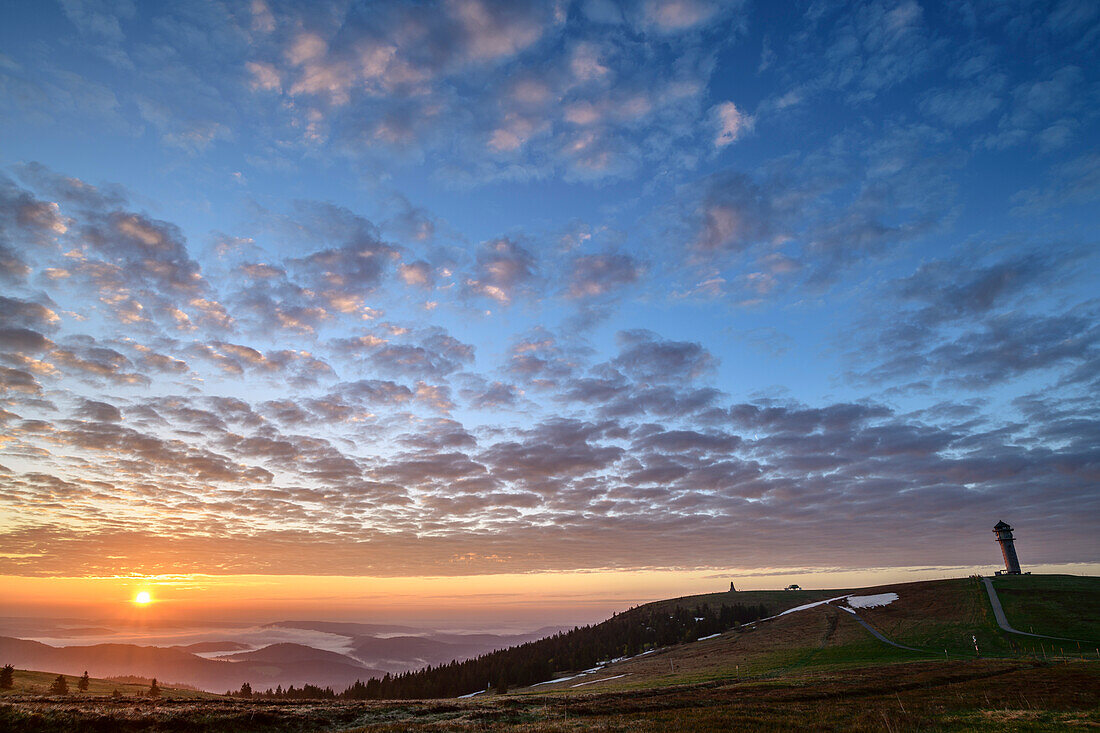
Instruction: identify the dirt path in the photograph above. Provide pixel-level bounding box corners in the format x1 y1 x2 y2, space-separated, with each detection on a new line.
980 576 1083 642
836 606 927 652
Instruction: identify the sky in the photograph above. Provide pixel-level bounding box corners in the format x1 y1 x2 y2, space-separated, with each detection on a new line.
0 0 1098 626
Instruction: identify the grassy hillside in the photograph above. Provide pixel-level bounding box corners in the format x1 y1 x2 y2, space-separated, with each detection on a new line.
637 586 841 616
0 661 1095 731
518 574 1100 694
991 574 1100 642
0 575 1096 730
0 668 215 699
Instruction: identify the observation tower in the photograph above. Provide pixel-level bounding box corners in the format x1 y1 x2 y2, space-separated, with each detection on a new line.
993 520 1022 575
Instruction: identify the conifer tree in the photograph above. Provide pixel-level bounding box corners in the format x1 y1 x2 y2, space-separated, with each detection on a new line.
0 664 13 690
148 678 161 698
78 671 90 692
49 675 69 695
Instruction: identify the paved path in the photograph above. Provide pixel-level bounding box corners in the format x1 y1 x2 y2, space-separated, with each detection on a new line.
980 576 1081 642
837 606 926 652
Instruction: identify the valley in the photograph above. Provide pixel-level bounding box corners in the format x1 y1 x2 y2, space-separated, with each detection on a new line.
1 574 1096 730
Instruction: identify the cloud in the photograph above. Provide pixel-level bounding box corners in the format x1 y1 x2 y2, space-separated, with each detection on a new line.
271 0 551 108
188 341 335 386
687 170 777 252
847 246 1100 391
807 0 936 103
479 418 625 484
597 384 722 419
0 366 42 395
506 330 581 388
291 238 393 298
450 0 546 62
2 2 1099 584
642 0 723 33
894 252 1060 327
465 238 536 304
415 380 455 412
566 251 642 298
613 329 717 383
462 379 520 409
0 297 60 331
228 0 727 184
924 310 1099 389
920 77 1003 127
1011 152 1100 213
0 175 71 281
75 398 122 422
330 326 474 380
83 212 206 295
0 328 54 353
330 378 415 407
711 101 752 147
982 66 1085 150
398 260 434 288
246 61 281 91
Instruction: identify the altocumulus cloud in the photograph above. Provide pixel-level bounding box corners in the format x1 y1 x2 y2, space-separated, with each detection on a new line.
0 0 1097 580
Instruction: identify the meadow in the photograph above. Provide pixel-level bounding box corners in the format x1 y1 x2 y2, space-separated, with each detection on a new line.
1 660 1096 731
2 575 1096 731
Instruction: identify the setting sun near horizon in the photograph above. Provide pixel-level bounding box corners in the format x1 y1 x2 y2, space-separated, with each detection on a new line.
133 591 152 605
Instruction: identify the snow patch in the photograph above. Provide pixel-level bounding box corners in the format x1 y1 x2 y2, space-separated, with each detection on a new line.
531 664 607 687
572 674 628 687
458 689 485 698
696 633 721 641
846 593 898 609
531 674 583 686
777 595 852 617
748 592 901 627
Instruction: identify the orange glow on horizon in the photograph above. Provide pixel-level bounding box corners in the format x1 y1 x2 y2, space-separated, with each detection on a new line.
3 562 1096 626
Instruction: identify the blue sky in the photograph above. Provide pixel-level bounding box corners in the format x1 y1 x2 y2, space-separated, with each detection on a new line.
0 0 1098 587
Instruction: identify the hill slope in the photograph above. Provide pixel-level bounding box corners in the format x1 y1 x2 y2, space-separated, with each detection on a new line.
0 637 385 693
0 667 216 699
520 574 1100 693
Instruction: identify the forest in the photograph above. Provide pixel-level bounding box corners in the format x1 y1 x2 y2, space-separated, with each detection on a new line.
233 600 772 700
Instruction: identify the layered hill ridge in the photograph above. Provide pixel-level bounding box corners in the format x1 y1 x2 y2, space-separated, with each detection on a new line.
2 575 1094 700
0 636 386 693
323 573 1096 699
214 642 368 668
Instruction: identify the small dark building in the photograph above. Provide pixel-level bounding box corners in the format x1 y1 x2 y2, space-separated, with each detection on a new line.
993 520 1022 575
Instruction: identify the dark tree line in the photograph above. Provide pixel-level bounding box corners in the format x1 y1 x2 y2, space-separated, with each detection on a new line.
233 600 770 700
231 682 337 699
342 601 770 699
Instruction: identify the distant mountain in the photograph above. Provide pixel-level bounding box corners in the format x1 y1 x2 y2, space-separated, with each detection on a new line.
265 620 425 636
174 641 252 653
349 630 563 671
268 621 570 674
216 643 363 668
350 635 476 668
0 620 575 693
0 637 385 693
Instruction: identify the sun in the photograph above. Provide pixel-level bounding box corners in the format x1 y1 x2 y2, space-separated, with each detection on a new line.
134 591 152 605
